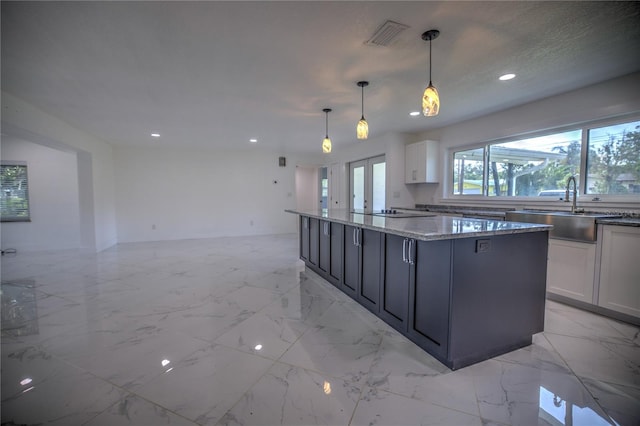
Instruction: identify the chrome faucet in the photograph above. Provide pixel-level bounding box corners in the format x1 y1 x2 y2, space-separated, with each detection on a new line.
565 176 583 213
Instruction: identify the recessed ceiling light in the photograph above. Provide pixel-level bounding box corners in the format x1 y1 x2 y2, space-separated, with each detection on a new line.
249 138 258 143
151 133 161 137
409 111 420 117
499 73 516 81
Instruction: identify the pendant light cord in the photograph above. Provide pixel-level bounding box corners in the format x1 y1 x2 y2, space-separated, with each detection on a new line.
361 85 365 120
325 111 328 138
429 37 433 85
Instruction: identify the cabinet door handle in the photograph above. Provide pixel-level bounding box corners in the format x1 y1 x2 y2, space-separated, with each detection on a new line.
402 238 408 263
357 228 361 247
353 228 357 246
408 239 414 265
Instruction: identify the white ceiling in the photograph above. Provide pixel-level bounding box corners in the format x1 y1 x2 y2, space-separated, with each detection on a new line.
2 1 640 154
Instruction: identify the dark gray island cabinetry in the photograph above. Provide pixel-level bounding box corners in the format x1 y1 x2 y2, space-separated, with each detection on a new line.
288 209 551 370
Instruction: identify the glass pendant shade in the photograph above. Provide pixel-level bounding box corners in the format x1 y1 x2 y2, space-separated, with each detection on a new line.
356 81 369 140
322 137 332 153
357 117 368 139
422 82 440 116
321 108 332 153
421 30 440 117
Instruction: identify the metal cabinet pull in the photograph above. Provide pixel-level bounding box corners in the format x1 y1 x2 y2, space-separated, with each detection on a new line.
353 228 357 246
402 238 407 263
408 239 414 265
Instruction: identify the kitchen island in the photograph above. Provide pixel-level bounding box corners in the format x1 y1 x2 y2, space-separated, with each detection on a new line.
286 209 551 370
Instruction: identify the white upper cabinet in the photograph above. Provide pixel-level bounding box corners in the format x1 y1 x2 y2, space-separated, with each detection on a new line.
405 140 439 184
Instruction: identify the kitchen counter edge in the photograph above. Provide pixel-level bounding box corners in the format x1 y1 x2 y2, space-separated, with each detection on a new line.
286 209 551 242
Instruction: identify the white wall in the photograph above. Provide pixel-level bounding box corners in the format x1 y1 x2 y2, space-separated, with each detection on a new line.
295 166 318 211
1 137 81 251
114 147 299 242
1 92 117 251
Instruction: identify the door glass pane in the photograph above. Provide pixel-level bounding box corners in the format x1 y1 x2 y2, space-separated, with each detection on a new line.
372 161 386 212
320 167 328 209
352 165 365 210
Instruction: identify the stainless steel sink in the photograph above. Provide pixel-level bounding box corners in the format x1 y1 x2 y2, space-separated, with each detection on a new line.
505 210 621 242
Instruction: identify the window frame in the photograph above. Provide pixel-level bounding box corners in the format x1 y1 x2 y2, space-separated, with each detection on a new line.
1 161 32 222
447 114 640 203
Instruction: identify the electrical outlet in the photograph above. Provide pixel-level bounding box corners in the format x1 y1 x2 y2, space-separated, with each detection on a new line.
476 239 490 253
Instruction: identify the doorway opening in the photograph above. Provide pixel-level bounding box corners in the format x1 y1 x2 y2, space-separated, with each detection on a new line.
349 155 385 213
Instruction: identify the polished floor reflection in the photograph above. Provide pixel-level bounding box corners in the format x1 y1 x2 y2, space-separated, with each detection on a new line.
2 234 638 425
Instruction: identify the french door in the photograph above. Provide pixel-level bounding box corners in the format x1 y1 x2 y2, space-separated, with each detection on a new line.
350 155 385 213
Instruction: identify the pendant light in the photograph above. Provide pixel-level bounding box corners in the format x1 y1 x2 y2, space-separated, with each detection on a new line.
356 81 369 139
322 108 332 153
421 29 440 117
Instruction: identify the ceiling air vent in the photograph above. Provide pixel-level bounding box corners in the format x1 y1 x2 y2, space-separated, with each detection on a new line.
365 20 410 47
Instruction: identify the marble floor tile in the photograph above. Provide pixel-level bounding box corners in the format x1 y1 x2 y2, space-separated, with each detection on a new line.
147 296 257 343
133 344 274 425
85 393 198 425
495 333 573 375
220 268 302 294
278 322 382 386
351 386 484 426
465 357 614 425
259 290 335 325
367 330 451 393
218 361 361 425
48 329 212 390
214 311 309 360
2 345 125 425
2 233 639 426
544 300 633 345
580 377 640 426
545 332 640 389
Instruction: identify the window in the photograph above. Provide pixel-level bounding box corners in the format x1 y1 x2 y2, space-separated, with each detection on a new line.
1 163 31 222
450 117 640 199
586 120 640 195
453 148 484 195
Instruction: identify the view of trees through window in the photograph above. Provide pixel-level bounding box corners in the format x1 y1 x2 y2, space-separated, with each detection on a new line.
1 163 30 221
452 118 640 198
587 120 640 195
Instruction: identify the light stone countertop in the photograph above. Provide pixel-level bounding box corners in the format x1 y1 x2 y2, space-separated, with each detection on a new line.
286 209 551 242
597 218 640 227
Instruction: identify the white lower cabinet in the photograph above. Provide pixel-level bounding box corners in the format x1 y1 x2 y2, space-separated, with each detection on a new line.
598 225 640 318
547 238 596 303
